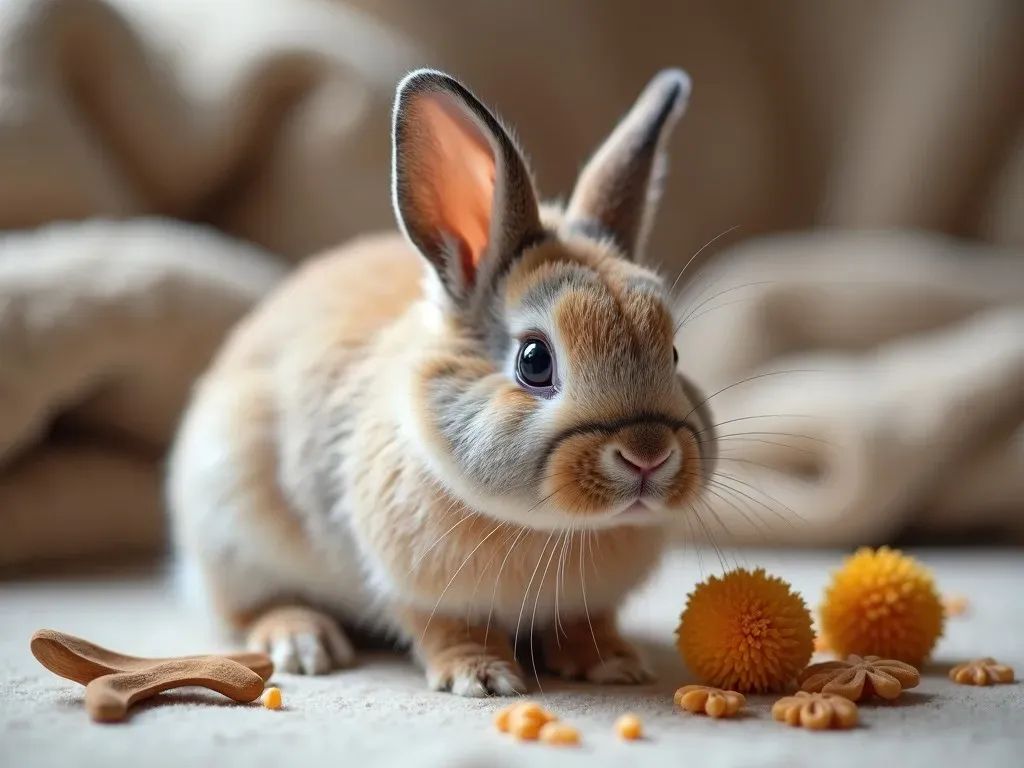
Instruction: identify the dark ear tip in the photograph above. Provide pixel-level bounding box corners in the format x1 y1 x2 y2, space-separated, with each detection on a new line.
649 67 693 107
395 68 461 101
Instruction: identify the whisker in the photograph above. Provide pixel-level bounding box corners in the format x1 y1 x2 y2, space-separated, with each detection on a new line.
700 473 804 556
514 529 558 694
554 521 574 644
683 507 706 578
692 493 751 571
710 470 806 527
429 495 467 530
530 529 565 697
699 482 773 539
714 429 832 446
465 523 515 632
690 502 729 573
672 252 739 332
581 527 602 667
419 521 506 645
683 369 822 423
696 413 816 437
667 224 742 299
480 477 577 652
705 476 796 530
405 513 472 577
716 436 822 456
699 496 742 571
705 499 745 571
695 455 798 474
674 279 779 327
677 296 761 330
484 525 529 651
706 481 800 546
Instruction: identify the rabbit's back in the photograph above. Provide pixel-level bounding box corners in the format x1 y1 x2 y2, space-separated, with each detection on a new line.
166 232 426 631
212 232 427 376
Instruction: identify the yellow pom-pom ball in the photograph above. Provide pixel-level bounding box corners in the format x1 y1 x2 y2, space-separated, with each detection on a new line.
675 568 814 693
819 546 944 665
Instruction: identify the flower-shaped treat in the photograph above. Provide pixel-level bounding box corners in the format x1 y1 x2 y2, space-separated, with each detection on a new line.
673 685 746 718
799 654 920 701
949 658 1015 686
772 691 859 731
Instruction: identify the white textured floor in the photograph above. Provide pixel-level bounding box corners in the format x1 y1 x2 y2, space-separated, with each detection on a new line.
2 548 1022 768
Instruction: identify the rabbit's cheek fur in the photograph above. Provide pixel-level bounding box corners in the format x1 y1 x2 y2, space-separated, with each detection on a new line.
545 432 624 513
419 364 546 497
664 428 704 506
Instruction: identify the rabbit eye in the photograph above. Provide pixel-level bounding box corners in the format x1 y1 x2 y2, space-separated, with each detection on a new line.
516 338 554 390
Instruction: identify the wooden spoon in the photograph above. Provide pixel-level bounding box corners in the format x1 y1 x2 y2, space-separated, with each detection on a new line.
84 658 265 723
30 628 274 684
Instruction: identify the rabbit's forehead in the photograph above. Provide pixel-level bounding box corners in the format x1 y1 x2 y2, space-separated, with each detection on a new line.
504 239 661 304
504 243 675 362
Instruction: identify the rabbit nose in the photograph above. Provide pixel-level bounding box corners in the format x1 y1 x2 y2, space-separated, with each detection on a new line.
615 447 672 477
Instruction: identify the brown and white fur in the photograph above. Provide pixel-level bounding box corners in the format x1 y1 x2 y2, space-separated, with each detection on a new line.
166 67 718 697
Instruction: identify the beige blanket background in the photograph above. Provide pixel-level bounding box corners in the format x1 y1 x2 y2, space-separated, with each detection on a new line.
1 0 1022 571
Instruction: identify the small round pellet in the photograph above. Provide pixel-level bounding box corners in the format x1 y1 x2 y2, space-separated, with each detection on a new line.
539 721 580 746
506 701 557 740
615 713 643 740
262 687 282 710
494 706 513 732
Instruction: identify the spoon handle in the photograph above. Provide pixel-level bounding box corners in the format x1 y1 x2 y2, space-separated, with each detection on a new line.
30 629 273 684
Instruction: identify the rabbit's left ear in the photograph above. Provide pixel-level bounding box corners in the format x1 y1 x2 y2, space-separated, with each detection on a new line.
391 69 543 304
563 69 691 260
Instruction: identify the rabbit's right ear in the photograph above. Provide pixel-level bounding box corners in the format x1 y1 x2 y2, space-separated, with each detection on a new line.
391 69 543 305
563 69 691 261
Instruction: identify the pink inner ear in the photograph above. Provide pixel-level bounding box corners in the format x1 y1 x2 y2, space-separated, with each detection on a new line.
412 95 496 282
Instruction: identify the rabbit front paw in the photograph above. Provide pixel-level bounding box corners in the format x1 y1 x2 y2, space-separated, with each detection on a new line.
427 654 527 697
400 609 527 697
542 614 653 685
246 606 355 675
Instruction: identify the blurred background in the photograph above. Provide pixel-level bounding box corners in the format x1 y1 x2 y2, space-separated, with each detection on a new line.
1 0 1023 573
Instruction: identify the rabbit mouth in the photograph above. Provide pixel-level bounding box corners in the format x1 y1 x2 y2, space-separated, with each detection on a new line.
536 422 705 525
619 500 652 516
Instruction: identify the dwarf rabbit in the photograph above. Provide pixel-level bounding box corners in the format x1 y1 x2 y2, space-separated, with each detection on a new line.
166 66 717 697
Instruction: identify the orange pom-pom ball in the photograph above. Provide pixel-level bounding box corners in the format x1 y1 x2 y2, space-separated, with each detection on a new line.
675 568 814 693
819 546 944 665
